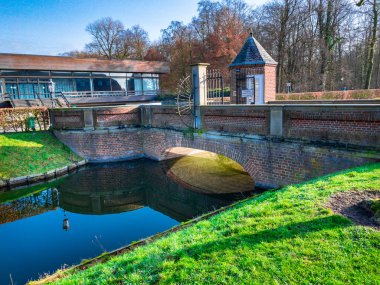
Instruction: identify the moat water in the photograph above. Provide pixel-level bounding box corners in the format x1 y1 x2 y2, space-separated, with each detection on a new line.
0 157 259 284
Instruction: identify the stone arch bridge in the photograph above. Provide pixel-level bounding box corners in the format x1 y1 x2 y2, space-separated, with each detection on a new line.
51 104 380 188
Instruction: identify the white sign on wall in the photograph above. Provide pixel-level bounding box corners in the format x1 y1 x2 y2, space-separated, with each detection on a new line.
241 89 253 98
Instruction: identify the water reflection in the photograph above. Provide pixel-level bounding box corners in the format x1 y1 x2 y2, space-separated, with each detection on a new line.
58 159 254 221
0 158 258 284
0 189 58 225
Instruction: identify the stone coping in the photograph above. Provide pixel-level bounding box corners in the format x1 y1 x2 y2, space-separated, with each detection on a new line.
0 160 88 190
51 103 380 111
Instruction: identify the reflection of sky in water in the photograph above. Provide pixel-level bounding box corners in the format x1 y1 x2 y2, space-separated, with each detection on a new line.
1 206 175 285
0 159 257 285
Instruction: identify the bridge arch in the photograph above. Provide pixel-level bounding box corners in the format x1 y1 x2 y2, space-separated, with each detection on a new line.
143 129 261 186
160 146 256 194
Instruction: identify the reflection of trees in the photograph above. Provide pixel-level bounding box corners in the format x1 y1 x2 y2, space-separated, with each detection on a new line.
0 189 58 225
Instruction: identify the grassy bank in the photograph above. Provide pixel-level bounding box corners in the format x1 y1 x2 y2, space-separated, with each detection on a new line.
35 163 380 285
0 132 81 180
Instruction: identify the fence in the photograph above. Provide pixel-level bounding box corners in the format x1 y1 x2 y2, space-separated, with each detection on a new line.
0 107 50 133
206 69 230 105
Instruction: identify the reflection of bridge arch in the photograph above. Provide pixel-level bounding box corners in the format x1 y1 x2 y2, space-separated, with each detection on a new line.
58 160 248 221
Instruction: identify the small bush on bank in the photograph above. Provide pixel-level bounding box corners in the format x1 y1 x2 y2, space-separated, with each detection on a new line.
350 90 372 99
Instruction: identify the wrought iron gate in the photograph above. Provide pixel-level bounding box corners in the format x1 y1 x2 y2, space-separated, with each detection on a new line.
206 69 230 105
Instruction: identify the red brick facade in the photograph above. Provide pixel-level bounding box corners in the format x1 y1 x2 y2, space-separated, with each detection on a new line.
202 107 270 135
283 107 380 147
264 65 277 102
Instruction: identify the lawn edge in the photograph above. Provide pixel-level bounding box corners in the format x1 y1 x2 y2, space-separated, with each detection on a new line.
0 159 87 190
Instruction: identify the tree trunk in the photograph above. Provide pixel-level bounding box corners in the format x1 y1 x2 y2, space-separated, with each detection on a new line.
364 0 378 89
276 0 290 93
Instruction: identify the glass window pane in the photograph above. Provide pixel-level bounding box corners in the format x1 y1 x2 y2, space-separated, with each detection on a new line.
109 72 127 77
92 72 109 77
73 72 91 77
127 78 135 91
53 78 74 93
5 79 18 99
51 71 72 77
111 78 126 92
27 71 50 77
134 79 143 93
39 79 51 98
143 78 155 91
74 78 91 92
18 79 37 99
93 78 111 91
2 70 27 77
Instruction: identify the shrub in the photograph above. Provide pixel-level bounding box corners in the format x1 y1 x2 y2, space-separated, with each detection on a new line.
300 93 318 100
0 107 50 133
350 90 372 99
288 94 301 100
276 94 286 101
321 92 341 99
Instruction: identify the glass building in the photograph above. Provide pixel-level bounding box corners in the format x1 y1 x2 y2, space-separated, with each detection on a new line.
0 54 169 101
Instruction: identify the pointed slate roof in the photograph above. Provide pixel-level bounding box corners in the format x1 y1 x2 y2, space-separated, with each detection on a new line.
230 33 277 67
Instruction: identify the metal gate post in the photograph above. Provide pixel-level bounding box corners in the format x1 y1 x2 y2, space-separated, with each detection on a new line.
191 63 209 129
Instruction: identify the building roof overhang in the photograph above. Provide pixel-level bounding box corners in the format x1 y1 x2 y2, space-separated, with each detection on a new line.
0 53 170 74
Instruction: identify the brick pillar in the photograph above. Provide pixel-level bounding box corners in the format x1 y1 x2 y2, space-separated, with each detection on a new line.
191 63 209 129
264 64 277 102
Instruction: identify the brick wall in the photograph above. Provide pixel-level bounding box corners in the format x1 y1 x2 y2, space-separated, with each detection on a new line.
264 65 277 102
51 106 140 130
94 106 140 128
283 106 380 147
149 106 192 130
54 129 144 162
141 128 378 188
54 123 379 188
201 106 270 135
52 105 380 149
51 109 84 129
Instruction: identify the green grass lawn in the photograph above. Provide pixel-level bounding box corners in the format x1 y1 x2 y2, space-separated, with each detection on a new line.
35 163 380 285
0 132 81 180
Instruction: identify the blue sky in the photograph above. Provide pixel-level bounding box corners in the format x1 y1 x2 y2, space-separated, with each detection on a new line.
0 0 268 56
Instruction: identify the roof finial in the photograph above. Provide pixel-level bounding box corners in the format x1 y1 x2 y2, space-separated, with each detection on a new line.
249 28 253 37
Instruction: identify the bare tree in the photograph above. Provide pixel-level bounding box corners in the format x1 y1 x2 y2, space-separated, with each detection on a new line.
362 0 379 88
85 17 124 59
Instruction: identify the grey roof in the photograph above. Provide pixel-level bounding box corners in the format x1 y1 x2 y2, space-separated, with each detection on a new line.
230 33 277 67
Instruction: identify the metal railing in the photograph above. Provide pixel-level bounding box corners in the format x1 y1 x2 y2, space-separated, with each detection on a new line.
2 93 15 108
34 92 45 107
57 92 71 108
61 90 163 98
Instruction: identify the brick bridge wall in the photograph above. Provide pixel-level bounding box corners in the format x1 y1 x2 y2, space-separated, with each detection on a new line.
51 105 380 188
